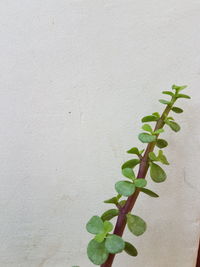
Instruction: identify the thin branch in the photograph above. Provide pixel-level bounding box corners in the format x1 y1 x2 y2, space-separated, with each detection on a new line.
101 103 174 267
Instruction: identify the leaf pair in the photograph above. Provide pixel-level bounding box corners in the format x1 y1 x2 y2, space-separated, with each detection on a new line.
142 124 164 135
115 178 147 197
87 235 138 265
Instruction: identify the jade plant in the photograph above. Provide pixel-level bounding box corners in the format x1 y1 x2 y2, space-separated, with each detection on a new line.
84 85 190 267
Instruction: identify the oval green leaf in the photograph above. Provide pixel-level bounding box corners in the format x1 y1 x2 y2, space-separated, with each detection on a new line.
121 159 140 169
156 139 168 148
122 168 135 180
159 99 170 105
139 187 159 198
150 163 167 183
103 221 113 233
127 214 147 236
86 216 104 234
176 93 191 99
124 242 138 256
138 133 156 143
105 234 125 254
141 115 158 122
115 181 135 197
104 196 118 205
153 128 164 134
126 147 140 155
101 209 119 222
87 239 109 265
142 124 152 133
167 121 181 132
162 91 174 97
171 107 183 113
134 179 147 188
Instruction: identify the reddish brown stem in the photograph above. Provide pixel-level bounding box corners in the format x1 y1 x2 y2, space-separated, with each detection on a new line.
101 104 173 267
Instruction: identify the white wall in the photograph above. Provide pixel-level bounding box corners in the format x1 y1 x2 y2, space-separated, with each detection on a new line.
0 1 199 266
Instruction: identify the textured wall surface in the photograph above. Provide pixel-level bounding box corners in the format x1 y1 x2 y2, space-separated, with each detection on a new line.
0 1 200 266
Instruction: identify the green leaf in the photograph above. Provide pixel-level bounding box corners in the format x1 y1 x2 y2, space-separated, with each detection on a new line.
171 107 183 113
156 139 168 148
127 214 147 236
87 239 109 265
115 181 136 197
121 159 140 169
176 93 191 99
103 221 113 233
94 221 113 243
101 209 119 222
162 91 174 97
124 242 138 256
138 133 156 143
153 128 164 135
167 116 174 120
148 152 157 161
127 147 140 155
150 163 167 183
152 112 160 118
105 234 125 254
139 188 159 198
86 216 104 234
104 196 118 205
122 168 135 180
166 121 181 132
157 150 169 165
94 233 106 243
159 99 171 105
134 179 147 188
141 115 158 122
142 124 153 133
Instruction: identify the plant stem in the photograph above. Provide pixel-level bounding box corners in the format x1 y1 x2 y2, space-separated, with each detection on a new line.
101 104 173 267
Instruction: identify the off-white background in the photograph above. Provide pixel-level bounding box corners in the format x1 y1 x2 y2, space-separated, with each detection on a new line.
0 1 200 267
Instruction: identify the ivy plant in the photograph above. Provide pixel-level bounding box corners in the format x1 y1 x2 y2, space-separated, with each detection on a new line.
74 85 190 267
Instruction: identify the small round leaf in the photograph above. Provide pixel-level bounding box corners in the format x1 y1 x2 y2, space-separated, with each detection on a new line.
121 159 140 169
150 163 167 183
167 121 181 132
122 168 135 180
159 99 170 105
142 124 152 133
127 214 147 236
87 239 109 265
171 107 183 113
156 139 168 148
138 133 156 143
115 181 135 197
86 216 104 234
103 221 113 233
141 115 158 122
124 242 138 256
105 234 125 254
127 147 140 155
